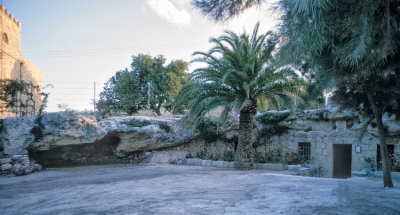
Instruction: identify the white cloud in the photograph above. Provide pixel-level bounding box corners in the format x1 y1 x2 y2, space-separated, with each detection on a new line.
147 0 192 26
225 2 279 34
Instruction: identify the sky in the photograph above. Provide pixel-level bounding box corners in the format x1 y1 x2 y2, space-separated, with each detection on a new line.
3 0 279 112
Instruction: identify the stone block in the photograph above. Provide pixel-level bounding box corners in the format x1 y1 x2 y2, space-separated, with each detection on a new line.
17 150 28 155
12 163 24 176
186 158 194 165
221 161 229 168
201 160 208 166
11 155 24 162
193 158 202 166
0 157 11 164
352 171 368 177
255 163 264 169
33 163 42 171
211 161 219 167
216 161 224 168
301 164 319 169
288 165 301 172
263 163 284 171
1 163 12 171
206 160 212 166
228 162 234 168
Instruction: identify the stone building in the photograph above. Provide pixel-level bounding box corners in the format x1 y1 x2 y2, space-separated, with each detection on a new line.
182 109 400 178
259 110 400 178
0 5 42 119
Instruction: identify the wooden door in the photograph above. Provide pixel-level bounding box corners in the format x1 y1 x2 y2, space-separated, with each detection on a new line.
333 144 352 178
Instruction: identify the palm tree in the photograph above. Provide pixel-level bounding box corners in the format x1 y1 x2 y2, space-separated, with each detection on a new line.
177 23 301 170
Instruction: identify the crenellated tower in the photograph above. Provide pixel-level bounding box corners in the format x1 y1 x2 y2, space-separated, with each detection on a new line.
0 5 42 118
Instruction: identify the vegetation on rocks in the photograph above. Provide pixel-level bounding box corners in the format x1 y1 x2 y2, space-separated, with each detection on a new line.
121 118 152 128
195 118 222 143
30 93 48 142
255 111 290 146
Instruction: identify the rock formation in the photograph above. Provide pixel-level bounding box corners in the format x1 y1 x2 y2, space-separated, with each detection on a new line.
0 112 193 175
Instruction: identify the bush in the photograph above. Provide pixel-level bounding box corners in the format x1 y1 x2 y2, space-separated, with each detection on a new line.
196 118 221 143
256 111 290 124
30 125 44 142
222 147 234 161
188 147 234 162
122 119 151 127
195 148 207 159
30 93 48 142
255 151 267 163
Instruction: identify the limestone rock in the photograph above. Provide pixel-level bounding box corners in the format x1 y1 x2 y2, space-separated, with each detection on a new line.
0 112 194 175
1 163 12 172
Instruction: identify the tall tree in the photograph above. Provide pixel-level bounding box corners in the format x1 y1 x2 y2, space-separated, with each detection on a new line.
165 60 190 111
276 0 400 188
193 0 400 187
176 23 300 169
97 55 189 117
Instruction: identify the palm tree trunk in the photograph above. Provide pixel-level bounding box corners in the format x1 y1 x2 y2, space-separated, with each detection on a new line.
367 92 393 187
234 106 256 170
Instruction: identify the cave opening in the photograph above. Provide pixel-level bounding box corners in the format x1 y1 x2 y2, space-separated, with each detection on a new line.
28 134 123 168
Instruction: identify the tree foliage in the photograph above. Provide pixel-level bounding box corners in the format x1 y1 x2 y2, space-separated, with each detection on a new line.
175 23 301 169
193 0 400 186
193 0 262 21
277 0 400 187
97 54 189 117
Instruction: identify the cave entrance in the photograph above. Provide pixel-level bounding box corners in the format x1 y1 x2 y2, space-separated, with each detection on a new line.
29 134 121 167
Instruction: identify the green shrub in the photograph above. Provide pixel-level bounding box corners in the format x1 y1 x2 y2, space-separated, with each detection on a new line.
255 151 267 163
122 119 151 127
189 147 234 161
30 93 48 142
195 149 207 159
258 125 288 138
196 118 221 143
255 112 290 146
256 111 290 124
222 147 234 161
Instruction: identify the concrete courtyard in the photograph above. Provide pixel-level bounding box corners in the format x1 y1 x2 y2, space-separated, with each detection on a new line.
1 164 399 215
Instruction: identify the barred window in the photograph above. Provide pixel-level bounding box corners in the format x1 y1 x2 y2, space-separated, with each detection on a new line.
298 142 311 162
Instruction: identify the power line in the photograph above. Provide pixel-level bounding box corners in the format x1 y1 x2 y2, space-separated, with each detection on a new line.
52 84 92 101
22 42 205 54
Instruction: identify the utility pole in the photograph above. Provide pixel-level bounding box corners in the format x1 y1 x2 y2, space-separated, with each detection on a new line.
147 82 151 109
93 81 96 113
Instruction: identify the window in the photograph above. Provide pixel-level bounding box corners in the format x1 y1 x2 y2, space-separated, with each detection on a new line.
298 142 311 162
2 33 8 44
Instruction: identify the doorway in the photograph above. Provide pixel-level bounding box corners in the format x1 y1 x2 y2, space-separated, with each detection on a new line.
333 144 352 178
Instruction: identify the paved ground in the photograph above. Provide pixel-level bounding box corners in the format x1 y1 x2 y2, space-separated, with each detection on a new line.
1 164 399 215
